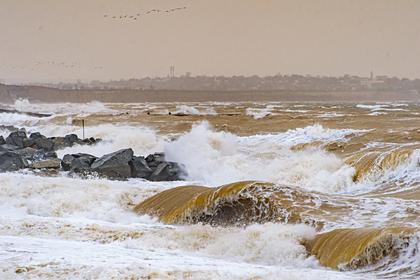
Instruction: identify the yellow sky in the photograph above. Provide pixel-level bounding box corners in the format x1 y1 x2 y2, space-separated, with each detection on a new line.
1 0 420 83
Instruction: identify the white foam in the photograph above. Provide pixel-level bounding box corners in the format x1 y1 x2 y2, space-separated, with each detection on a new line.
13 120 364 193
164 122 359 191
0 235 356 280
357 103 408 113
23 123 168 158
10 99 116 116
0 112 52 128
352 149 420 195
368 111 387 116
0 173 175 223
246 107 272 119
318 112 345 118
0 172 360 279
173 105 217 116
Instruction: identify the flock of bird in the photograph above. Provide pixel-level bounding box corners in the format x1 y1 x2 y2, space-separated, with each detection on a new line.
1 62 104 72
34 61 78 69
104 6 187 22
2 6 189 73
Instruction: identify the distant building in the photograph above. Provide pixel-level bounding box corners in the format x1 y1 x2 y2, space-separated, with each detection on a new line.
169 66 175 79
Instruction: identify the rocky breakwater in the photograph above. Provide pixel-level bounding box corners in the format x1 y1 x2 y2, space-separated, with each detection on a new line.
0 130 99 172
62 150 184 181
0 130 184 181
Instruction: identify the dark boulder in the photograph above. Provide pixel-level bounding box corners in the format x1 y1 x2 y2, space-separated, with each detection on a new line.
44 151 58 158
149 162 184 181
5 130 27 148
50 137 66 150
33 137 54 151
12 147 57 162
64 134 80 146
2 130 100 152
22 138 35 148
0 144 20 152
130 156 153 178
29 132 46 140
13 147 40 160
0 125 20 133
82 137 101 145
62 153 97 173
0 151 28 171
61 154 75 171
71 157 95 173
91 148 133 179
145 152 166 168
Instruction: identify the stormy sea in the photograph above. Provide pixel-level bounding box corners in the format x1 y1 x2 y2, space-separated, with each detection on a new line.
0 99 419 279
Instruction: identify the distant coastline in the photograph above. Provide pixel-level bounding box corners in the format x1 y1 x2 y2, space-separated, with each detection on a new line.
0 83 419 103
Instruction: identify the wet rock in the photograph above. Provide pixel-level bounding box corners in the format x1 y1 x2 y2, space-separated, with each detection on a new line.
61 154 75 171
0 136 5 145
5 130 27 148
130 156 153 178
0 125 20 132
0 151 28 171
91 149 134 179
49 137 66 150
149 162 183 181
70 158 95 173
145 152 166 168
32 138 54 151
22 138 35 148
81 137 101 145
62 153 97 172
29 132 45 140
2 131 99 153
30 158 61 169
0 144 20 152
44 151 58 158
13 147 40 160
64 134 80 146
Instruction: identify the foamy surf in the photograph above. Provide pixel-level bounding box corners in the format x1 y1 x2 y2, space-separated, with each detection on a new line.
10 98 116 116
0 101 419 279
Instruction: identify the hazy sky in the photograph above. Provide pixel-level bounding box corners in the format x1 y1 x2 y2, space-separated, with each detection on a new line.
1 0 420 83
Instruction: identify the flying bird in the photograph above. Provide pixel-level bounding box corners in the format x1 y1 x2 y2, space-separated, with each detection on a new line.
104 6 187 22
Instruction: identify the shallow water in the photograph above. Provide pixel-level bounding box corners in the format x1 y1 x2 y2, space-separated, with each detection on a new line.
0 99 419 279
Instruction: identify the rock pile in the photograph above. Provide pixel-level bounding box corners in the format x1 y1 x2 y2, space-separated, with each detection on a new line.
0 130 184 181
62 149 184 181
0 129 99 172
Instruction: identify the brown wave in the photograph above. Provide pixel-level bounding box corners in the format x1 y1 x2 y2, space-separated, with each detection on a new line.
134 181 354 227
134 181 420 271
290 137 419 184
305 227 418 270
345 145 417 182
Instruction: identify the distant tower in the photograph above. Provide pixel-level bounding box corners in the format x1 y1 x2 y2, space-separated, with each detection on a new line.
169 65 175 79
370 71 374 80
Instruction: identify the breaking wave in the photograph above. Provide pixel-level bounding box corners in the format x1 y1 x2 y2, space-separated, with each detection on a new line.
135 181 329 226
246 107 273 119
173 105 217 116
11 98 116 116
306 227 420 275
135 181 420 275
164 122 361 192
